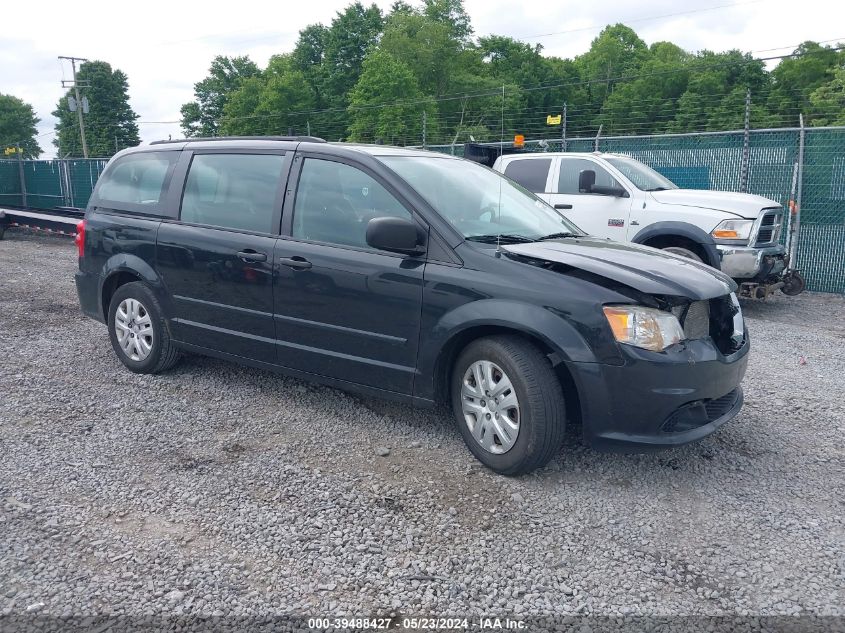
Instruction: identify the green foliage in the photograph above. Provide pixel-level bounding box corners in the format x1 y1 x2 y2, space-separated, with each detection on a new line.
767 42 841 126
180 55 260 137
183 0 845 146
52 61 139 158
221 55 316 136
809 65 845 126
0 94 41 158
348 50 435 144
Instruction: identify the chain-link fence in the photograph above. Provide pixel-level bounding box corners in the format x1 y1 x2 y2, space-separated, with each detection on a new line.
1 127 843 293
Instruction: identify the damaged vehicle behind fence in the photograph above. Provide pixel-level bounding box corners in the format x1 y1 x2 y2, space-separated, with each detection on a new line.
75 138 749 475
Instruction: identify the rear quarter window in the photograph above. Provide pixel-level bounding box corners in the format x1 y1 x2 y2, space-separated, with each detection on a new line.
93 151 178 215
503 158 552 193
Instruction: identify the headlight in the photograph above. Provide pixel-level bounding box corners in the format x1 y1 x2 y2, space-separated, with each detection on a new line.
603 305 685 351
711 219 753 240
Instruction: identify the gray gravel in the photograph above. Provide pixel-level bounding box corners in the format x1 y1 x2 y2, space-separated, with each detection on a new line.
1 230 843 621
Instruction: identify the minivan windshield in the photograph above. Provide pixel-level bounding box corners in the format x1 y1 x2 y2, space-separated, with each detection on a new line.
379 156 584 241
603 156 678 191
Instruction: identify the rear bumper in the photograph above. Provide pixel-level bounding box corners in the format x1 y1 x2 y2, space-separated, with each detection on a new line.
567 335 749 452
75 270 104 323
717 243 786 280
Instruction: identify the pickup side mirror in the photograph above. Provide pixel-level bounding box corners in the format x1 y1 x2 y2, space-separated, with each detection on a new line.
366 216 425 256
578 169 627 197
590 184 629 197
578 169 595 193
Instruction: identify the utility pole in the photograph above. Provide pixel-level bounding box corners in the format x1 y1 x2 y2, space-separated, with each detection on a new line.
59 56 90 159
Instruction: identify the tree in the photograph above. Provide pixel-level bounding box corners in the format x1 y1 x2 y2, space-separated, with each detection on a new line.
221 55 317 136
347 50 435 144
0 94 41 158
767 42 841 126
322 3 384 100
809 65 845 126
53 61 139 157
576 24 651 119
180 56 260 137
600 42 690 135
669 50 770 132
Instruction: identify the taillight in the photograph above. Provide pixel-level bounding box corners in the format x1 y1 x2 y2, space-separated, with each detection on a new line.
74 220 85 257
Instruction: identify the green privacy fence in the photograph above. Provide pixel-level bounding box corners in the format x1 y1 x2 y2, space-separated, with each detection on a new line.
0 158 108 210
428 127 845 294
1 127 843 293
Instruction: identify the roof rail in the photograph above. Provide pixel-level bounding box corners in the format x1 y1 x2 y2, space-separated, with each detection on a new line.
150 135 327 145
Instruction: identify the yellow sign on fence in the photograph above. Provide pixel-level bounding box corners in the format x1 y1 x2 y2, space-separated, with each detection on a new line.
546 114 562 125
4 147 19 156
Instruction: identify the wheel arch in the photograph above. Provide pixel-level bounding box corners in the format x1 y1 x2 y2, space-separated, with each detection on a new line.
631 221 721 269
98 254 163 321
434 323 581 432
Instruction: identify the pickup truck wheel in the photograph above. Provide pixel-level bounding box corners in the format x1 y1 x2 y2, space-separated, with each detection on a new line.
451 335 566 476
107 281 180 374
662 246 703 262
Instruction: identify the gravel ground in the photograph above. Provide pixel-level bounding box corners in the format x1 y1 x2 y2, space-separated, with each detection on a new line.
1 230 843 624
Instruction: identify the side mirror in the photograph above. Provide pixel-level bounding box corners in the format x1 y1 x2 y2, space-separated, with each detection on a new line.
366 217 425 255
590 184 628 197
578 169 596 193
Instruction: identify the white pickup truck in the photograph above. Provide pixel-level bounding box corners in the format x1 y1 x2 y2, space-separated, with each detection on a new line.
491 152 805 298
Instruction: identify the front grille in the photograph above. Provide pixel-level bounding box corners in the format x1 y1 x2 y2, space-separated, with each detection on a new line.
661 388 741 433
753 208 783 246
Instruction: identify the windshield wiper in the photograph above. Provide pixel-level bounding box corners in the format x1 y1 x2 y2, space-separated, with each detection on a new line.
466 234 537 244
538 232 582 241
645 186 670 192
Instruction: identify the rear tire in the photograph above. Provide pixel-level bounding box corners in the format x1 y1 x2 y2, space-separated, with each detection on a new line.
107 281 180 374
451 335 566 475
662 246 703 262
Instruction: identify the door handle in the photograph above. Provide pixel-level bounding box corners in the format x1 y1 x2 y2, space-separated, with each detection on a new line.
237 250 267 263
554 203 573 210
278 256 312 270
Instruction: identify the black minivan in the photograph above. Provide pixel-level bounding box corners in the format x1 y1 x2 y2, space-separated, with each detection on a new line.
75 137 749 475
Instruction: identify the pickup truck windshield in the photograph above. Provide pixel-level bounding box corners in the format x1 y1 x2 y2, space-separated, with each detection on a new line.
380 156 584 240
604 156 678 192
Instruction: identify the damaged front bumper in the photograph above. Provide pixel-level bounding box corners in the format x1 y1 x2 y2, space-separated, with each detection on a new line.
717 243 786 280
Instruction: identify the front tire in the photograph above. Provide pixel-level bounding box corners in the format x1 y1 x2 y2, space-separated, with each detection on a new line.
107 281 180 374
451 335 566 475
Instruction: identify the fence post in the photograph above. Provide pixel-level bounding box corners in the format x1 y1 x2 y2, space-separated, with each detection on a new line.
17 146 27 208
561 102 567 152
594 125 603 152
422 110 427 149
740 88 751 193
790 114 805 268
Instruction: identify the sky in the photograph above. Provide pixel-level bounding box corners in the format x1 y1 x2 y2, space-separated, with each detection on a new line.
2 0 843 157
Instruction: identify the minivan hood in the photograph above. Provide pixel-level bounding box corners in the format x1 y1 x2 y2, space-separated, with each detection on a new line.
649 189 780 218
503 237 736 300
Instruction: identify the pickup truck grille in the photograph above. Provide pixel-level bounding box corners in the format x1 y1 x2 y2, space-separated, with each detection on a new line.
753 208 783 246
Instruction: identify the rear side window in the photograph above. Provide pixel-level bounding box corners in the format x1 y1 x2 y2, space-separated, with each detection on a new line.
558 158 621 194
503 159 552 193
95 152 177 213
180 153 286 234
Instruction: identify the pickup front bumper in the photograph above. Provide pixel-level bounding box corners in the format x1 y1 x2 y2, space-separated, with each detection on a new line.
717 243 786 280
